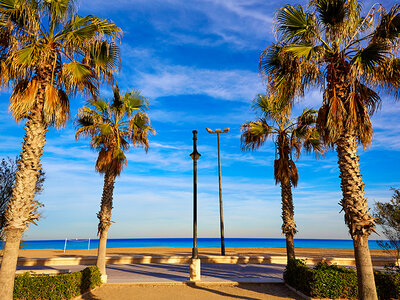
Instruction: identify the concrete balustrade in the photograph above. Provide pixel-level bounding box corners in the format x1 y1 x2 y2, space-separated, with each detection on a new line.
7 255 394 268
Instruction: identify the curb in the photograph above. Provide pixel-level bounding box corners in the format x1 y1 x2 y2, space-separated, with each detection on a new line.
284 283 331 300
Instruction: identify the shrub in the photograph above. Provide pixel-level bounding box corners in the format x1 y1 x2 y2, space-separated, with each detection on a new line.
375 271 400 300
283 259 314 296
284 259 400 299
13 266 102 300
312 262 357 299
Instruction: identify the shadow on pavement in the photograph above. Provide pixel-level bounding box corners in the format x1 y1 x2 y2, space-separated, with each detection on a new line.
186 282 260 300
78 290 101 300
235 283 302 299
107 264 188 281
105 263 283 282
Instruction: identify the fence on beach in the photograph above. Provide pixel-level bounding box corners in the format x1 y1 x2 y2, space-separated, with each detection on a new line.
63 238 91 253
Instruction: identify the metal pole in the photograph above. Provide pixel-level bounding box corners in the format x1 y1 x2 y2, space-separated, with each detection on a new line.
217 133 225 256
190 130 201 259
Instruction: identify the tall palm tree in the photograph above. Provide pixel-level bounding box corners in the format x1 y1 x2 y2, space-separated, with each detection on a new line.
0 1 121 298
241 94 321 261
259 1 400 298
75 86 154 279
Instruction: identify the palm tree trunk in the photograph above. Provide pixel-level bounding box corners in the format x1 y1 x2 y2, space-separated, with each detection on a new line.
0 113 48 300
281 182 296 260
0 229 23 300
96 170 116 277
337 132 377 300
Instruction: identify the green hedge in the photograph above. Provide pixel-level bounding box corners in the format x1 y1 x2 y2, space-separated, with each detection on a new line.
13 266 102 300
375 271 400 300
284 259 400 299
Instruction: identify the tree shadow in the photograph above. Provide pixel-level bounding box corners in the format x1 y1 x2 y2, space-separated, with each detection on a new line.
186 282 260 300
236 283 303 299
104 263 284 283
106 264 188 281
78 290 101 300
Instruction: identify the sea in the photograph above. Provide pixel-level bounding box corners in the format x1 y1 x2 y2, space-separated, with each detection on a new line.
0 238 386 251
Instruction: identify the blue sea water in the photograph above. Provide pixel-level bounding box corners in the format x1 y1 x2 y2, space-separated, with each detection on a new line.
1 238 385 251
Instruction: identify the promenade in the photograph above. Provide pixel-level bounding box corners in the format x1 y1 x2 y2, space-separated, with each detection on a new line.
17 263 285 283
11 247 393 299
17 262 301 299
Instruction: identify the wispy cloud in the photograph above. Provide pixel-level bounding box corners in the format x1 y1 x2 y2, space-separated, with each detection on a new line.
370 100 400 151
121 65 263 102
83 0 275 49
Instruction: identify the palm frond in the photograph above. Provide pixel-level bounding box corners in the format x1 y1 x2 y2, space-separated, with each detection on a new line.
302 129 323 156
355 82 381 114
95 147 125 176
296 108 318 128
372 58 400 99
90 98 109 115
289 160 299 187
43 84 69 128
252 94 290 125
61 61 98 96
275 4 316 43
75 116 97 139
0 0 39 33
56 14 121 43
351 42 389 73
42 0 74 27
110 84 123 112
260 44 314 103
310 0 347 28
9 79 38 121
128 112 154 152
372 4 400 42
241 119 273 151
87 40 120 84
12 44 36 66
284 43 322 59
259 44 283 77
124 90 147 117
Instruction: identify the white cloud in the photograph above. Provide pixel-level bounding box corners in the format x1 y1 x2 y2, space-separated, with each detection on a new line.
83 0 276 49
370 101 400 151
122 65 263 102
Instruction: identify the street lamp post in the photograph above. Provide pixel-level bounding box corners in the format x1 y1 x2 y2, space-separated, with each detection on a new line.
206 127 229 256
190 130 201 259
189 130 201 281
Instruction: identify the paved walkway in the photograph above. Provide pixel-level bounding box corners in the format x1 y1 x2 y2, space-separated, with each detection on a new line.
19 263 300 299
73 282 302 300
17 263 286 283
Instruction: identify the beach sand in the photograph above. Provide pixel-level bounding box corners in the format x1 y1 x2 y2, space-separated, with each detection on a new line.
12 246 390 259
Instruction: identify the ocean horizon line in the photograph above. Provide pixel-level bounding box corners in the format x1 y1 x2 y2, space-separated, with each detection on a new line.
1 237 387 250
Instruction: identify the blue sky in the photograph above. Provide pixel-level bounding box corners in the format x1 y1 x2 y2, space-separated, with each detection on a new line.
1 0 399 240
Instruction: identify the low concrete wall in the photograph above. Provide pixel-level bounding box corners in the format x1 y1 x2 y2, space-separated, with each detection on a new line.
15 269 70 275
14 255 395 267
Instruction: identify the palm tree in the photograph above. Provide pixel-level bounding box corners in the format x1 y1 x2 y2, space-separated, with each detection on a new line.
75 86 154 279
0 0 121 298
241 94 321 261
259 1 400 298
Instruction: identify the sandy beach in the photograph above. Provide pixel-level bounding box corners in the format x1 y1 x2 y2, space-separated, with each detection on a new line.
11 246 391 260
